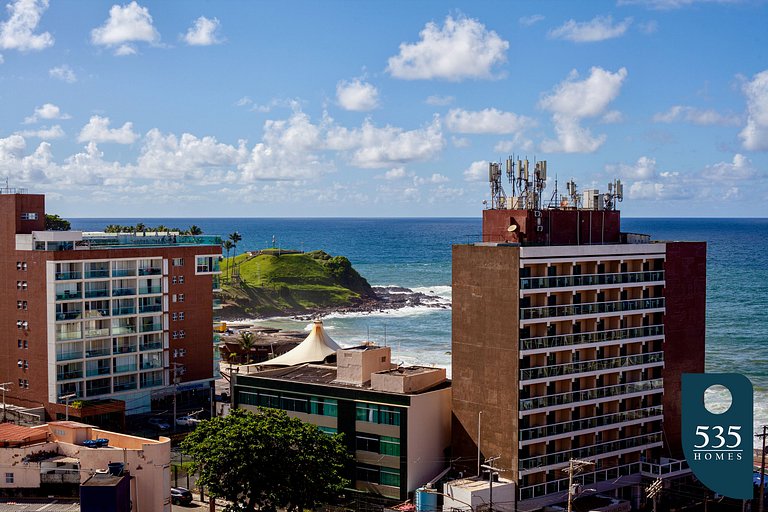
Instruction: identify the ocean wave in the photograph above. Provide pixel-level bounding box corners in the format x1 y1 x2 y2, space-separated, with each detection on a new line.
320 304 450 320
411 285 452 300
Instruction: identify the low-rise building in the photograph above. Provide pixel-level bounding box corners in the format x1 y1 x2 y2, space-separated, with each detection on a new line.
0 421 171 511
231 322 452 501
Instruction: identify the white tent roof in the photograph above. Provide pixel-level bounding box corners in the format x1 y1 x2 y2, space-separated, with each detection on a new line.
265 320 341 366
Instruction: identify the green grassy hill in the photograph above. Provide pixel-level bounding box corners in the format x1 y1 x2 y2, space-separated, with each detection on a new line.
219 250 376 318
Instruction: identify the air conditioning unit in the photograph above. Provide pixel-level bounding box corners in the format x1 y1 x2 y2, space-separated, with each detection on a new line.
536 226 544 232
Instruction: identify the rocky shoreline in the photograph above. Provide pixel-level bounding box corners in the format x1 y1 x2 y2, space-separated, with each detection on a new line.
220 285 451 321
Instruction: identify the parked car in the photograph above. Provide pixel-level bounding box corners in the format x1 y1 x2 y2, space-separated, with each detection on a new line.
171 486 193 505
176 415 201 427
148 417 170 430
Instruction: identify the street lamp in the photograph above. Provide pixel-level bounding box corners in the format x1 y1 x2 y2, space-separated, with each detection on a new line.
59 393 77 421
0 382 13 423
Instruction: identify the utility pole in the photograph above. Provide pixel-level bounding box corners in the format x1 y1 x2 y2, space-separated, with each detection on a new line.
170 362 182 432
0 382 12 423
481 456 501 512
757 426 768 512
59 393 77 421
563 458 594 512
477 410 483 477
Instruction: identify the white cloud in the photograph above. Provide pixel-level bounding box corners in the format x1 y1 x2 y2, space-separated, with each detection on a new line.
606 156 657 180
78 115 139 144
463 160 488 181
19 124 65 139
235 96 252 107
617 0 741 9
0 134 53 183
91 1 159 55
539 67 628 152
426 95 454 106
136 129 247 179
451 136 470 148
446 107 534 134
49 64 76 83
653 105 740 125
336 79 379 111
0 0 54 52
548 16 632 43
519 14 545 26
183 16 222 46
326 116 445 168
23 103 70 124
387 15 509 81
423 173 450 184
494 133 534 153
739 70 768 151
380 167 408 180
601 110 624 124
700 154 756 180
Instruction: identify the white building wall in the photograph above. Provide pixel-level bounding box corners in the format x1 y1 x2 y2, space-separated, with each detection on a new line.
407 386 452 492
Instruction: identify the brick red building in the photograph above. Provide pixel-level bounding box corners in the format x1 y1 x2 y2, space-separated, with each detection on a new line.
452 203 705 510
0 191 221 426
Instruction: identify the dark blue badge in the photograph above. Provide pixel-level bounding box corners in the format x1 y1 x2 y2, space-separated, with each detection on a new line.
682 373 753 499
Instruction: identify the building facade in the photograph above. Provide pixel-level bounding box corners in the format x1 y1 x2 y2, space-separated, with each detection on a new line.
0 191 221 424
0 421 171 511
232 345 452 501
451 190 705 510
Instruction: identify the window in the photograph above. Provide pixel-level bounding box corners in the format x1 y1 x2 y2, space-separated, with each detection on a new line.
310 397 338 417
172 276 177 284
318 426 337 435
19 379 23 387
5 473 13 484
179 312 185 320
17 300 27 310
172 331 178 340
380 436 400 456
356 435 380 453
17 281 27 290
16 261 27 271
280 395 308 413
17 340 22 348
23 340 27 349
23 360 28 369
172 313 178 321
172 294 177 303
258 393 280 408
178 276 185 284
17 320 28 330
380 468 400 487
356 403 401 426
178 293 185 303
21 212 38 220
356 464 379 484
172 258 184 267
196 256 219 273
179 330 186 339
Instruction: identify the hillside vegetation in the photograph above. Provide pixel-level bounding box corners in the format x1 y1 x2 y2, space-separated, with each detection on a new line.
219 250 376 318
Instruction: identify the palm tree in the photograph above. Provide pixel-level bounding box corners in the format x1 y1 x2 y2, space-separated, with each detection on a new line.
237 331 256 364
135 223 146 234
188 225 203 236
228 232 242 278
222 240 234 282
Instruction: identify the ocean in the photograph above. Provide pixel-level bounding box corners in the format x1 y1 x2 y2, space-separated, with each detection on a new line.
70 216 768 436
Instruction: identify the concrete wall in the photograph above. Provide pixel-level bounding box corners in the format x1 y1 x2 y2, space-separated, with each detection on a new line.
335 346 391 385
452 244 520 480
370 367 446 394
407 386 452 492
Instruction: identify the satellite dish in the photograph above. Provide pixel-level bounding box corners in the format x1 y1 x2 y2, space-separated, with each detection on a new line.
508 224 518 232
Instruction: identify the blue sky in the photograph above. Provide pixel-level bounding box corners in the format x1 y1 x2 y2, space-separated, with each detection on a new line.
1 0 767 217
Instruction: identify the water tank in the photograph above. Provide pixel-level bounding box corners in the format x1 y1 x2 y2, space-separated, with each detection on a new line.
415 487 438 512
107 462 124 476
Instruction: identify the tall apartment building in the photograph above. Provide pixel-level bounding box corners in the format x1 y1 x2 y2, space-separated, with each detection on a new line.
451 161 705 511
0 191 221 426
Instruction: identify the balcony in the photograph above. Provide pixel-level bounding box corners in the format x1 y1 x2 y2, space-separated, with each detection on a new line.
85 289 109 299
112 306 136 316
520 351 664 382
57 370 83 381
139 304 162 313
521 270 664 291
56 331 82 342
521 297 665 321
84 269 110 279
520 462 642 501
55 271 82 281
56 311 82 321
519 378 664 412
521 325 664 352
86 366 111 377
112 268 135 277
84 328 110 338
114 381 137 392
520 405 664 442
112 287 136 297
112 326 136 335
56 351 83 362
140 340 163 351
141 360 163 370
519 432 662 471
86 348 110 358
56 291 81 301
138 286 162 295
114 364 138 374
140 322 162 333
141 376 164 388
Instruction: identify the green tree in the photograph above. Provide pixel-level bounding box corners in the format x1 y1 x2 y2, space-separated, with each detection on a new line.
181 408 349 512
45 214 71 231
188 224 203 235
237 331 256 364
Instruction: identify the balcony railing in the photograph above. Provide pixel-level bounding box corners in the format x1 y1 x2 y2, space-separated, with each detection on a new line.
84 269 109 279
641 459 690 477
56 331 82 342
56 351 83 362
55 271 82 281
56 311 82 321
139 286 162 294
141 377 164 388
86 385 111 397
139 304 162 313
114 381 137 392
519 378 663 412
112 287 136 297
112 326 135 335
141 361 163 370
56 291 81 301
521 298 665 321
85 289 109 298
114 364 137 374
86 366 111 377
519 462 642 501
521 270 664 290
520 351 664 381
112 307 136 316
112 269 135 277
140 322 162 332
520 406 664 442
519 432 662 471
113 345 137 354
140 341 163 351
86 348 111 358
57 370 83 381
521 325 664 352
84 328 110 338
138 267 162 276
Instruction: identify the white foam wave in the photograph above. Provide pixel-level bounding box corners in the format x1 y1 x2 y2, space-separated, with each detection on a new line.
411 285 452 300
320 304 450 320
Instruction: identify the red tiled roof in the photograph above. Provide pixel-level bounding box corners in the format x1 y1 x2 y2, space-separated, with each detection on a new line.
0 423 48 444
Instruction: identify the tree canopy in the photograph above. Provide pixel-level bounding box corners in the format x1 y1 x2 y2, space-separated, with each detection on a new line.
45 214 71 231
181 408 350 512
102 223 203 235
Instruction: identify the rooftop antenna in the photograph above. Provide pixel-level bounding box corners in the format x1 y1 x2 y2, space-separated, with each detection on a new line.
488 161 506 209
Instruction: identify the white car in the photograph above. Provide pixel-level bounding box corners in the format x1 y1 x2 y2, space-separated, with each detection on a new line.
176 416 201 427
